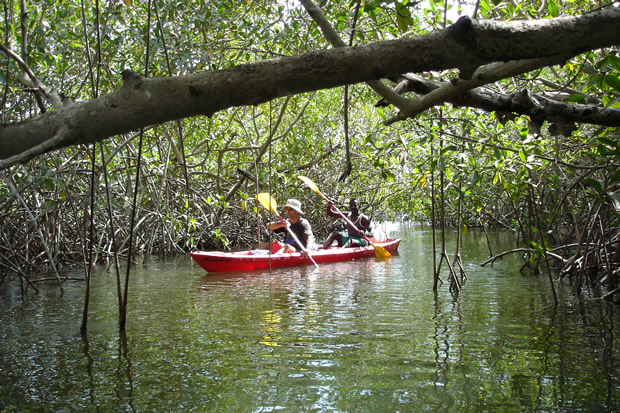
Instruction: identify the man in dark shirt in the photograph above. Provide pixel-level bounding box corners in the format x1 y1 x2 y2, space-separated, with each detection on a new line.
267 199 315 253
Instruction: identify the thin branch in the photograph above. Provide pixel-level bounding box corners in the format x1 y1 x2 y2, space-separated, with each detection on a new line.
0 42 64 108
1 172 63 288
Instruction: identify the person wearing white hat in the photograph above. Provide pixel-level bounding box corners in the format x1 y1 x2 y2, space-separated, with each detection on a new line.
266 199 315 254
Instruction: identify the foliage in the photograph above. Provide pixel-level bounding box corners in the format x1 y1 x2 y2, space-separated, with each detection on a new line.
0 0 618 301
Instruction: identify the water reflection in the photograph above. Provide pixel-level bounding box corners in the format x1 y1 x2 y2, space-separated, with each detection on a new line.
116 331 135 412
431 290 461 409
80 333 97 409
259 309 281 348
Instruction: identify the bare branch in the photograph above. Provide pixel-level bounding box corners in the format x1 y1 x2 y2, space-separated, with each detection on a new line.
384 56 572 125
382 72 620 128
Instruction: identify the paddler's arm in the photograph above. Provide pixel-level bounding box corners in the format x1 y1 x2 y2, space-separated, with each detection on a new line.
267 221 287 231
301 220 315 251
326 201 344 219
299 233 315 256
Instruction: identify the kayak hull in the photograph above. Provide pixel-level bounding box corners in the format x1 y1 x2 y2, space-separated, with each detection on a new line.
190 238 400 273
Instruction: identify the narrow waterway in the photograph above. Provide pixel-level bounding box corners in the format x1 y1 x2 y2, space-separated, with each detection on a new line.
1 224 618 411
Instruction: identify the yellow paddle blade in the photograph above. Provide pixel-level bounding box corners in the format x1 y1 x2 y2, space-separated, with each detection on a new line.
372 242 392 258
257 192 278 215
297 175 322 196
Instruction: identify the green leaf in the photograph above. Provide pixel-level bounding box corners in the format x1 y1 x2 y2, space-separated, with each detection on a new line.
468 155 476 167
604 74 620 92
440 145 457 156
609 169 620 186
396 2 412 32
363 133 375 146
363 1 382 13
375 106 386 120
586 178 604 194
568 94 586 104
382 169 396 182
493 147 503 160
603 53 620 72
598 137 619 148
547 0 558 17
469 171 479 187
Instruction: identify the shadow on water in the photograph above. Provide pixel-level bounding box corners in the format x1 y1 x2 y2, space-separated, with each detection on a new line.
0 224 618 411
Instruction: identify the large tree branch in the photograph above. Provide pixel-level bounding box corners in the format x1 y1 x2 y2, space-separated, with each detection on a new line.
1 8 619 169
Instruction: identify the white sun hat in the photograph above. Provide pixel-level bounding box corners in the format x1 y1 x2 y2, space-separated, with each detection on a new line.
283 199 303 214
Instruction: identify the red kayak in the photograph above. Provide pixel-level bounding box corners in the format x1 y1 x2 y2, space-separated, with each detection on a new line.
190 238 400 273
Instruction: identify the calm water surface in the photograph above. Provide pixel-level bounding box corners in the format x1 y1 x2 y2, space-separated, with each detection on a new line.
1 224 618 411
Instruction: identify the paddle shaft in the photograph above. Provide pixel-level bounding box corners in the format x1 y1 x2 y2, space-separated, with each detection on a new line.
273 213 319 268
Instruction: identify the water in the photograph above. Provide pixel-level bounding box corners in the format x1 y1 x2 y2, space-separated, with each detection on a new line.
1 224 618 411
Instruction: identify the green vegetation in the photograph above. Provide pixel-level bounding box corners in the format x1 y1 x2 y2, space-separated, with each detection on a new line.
0 0 618 304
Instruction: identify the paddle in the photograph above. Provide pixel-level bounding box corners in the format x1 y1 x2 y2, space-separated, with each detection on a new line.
256 192 319 269
297 175 392 258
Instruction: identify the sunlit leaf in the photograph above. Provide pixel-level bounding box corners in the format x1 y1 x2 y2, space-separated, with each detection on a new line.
375 106 386 120
418 174 427 189
547 0 558 17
